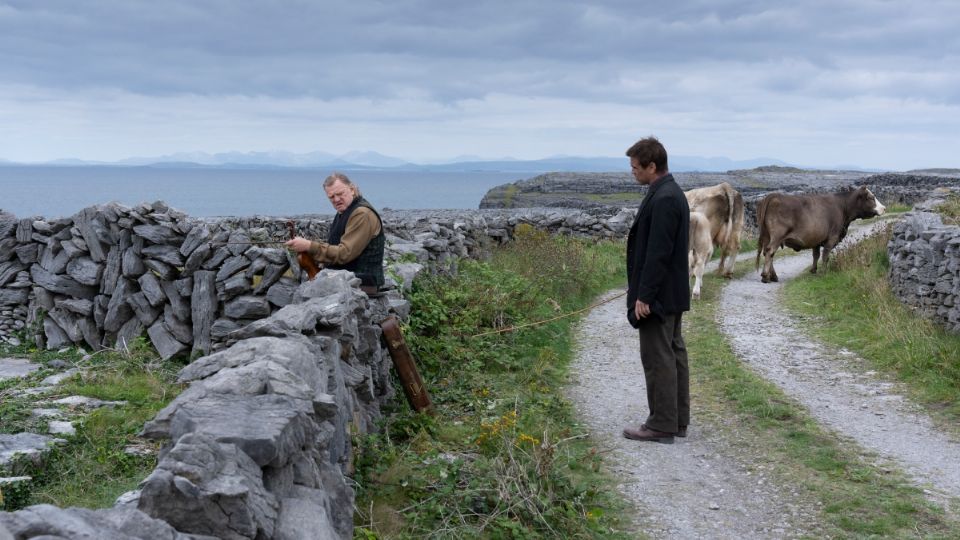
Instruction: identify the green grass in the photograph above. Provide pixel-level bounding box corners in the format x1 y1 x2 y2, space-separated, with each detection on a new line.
0 338 183 510
783 226 960 422
935 193 960 225
687 261 959 537
353 227 632 539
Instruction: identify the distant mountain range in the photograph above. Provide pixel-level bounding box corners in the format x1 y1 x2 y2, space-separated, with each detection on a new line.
1 150 876 173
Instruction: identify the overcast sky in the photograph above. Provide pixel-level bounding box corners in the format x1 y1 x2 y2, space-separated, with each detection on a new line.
1 1 957 170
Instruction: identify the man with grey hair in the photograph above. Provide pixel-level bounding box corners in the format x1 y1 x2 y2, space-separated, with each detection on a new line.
286 172 385 289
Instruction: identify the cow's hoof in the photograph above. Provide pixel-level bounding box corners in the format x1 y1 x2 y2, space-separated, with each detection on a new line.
722 272 734 280
761 275 769 283
770 275 779 282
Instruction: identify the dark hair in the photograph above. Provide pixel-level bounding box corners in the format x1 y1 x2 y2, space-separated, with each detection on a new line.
625 136 668 173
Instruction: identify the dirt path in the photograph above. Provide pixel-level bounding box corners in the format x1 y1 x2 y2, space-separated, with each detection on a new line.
568 222 960 537
568 286 820 538
720 224 960 511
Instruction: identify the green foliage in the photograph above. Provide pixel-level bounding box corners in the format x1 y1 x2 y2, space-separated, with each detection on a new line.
784 227 960 418
354 233 630 538
935 193 960 225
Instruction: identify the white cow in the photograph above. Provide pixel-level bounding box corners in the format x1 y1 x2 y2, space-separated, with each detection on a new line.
685 182 745 278
689 211 714 300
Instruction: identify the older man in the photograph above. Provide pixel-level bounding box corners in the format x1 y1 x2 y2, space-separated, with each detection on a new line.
286 172 385 289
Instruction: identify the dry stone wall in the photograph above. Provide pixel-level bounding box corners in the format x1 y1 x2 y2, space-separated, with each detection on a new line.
887 191 960 333
1 270 395 539
0 204 634 357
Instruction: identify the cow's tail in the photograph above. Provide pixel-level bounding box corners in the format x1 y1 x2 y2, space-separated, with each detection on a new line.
755 195 770 271
722 182 735 248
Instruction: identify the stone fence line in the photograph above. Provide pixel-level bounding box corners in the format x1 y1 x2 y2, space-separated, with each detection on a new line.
0 201 635 539
887 190 960 334
0 203 636 357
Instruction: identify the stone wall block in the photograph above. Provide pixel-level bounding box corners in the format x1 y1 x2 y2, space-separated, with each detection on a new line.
129 291 162 327
30 264 97 299
38 247 69 274
48 308 83 343
14 243 38 264
180 223 212 257
66 256 104 286
217 273 251 301
143 244 185 266
0 261 26 287
133 224 182 245
224 295 271 319
100 245 122 294
15 218 33 243
201 246 231 269
137 272 166 306
122 247 147 278
147 320 189 360
0 238 17 261
191 270 217 356
43 316 72 350
103 278 135 333
216 255 251 282
116 316 145 350
183 242 212 273
144 259 178 281
162 279 191 322
265 278 298 307
138 433 278 540
163 305 193 344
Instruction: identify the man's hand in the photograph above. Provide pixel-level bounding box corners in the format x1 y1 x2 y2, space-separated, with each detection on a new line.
285 237 312 252
635 299 651 319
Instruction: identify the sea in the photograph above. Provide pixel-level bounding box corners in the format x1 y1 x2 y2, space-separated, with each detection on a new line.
0 166 529 219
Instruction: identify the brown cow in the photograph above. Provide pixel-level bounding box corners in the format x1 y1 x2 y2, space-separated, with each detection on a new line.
685 182 745 278
755 186 886 283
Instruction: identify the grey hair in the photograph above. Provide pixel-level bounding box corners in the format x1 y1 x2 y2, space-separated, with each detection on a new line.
323 172 361 197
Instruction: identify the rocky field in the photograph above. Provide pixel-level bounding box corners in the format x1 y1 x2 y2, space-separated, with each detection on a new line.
479 166 960 212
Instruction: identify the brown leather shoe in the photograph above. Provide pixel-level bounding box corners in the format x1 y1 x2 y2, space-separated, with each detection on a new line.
623 426 674 444
642 423 687 438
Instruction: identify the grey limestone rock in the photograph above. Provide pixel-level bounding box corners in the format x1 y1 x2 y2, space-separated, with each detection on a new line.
224 295 270 319
0 503 208 540
133 224 181 246
143 244 185 266
103 278 135 333
216 255 251 282
122 247 147 277
0 288 28 306
100 244 122 294
56 297 94 316
116 316 145 351
190 271 217 356
0 433 61 472
180 222 212 257
31 264 97 299
202 246 231 269
14 243 38 264
38 247 70 274
129 291 162 326
0 261 26 287
183 241 211 273
138 433 278 540
163 305 193 344
66 255 103 286
266 278 298 307
137 272 166 306
43 317 73 350
229 295 351 341
144 258 177 281
147 320 188 360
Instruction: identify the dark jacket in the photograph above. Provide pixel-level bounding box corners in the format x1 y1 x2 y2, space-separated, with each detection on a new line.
626 173 690 326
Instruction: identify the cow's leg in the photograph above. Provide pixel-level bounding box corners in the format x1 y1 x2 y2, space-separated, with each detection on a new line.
761 244 779 283
716 249 728 277
720 236 740 278
692 250 707 300
811 245 821 274
822 244 833 271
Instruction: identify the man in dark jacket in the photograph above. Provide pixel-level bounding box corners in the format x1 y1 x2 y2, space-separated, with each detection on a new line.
286 172 385 289
623 137 691 444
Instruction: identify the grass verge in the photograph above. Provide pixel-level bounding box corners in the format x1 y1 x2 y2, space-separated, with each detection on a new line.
688 261 960 537
0 338 183 510
353 226 633 538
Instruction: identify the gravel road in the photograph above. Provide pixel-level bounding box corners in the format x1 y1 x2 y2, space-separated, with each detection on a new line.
568 221 960 538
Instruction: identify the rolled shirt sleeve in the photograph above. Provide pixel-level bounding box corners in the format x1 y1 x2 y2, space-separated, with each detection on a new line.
308 207 382 265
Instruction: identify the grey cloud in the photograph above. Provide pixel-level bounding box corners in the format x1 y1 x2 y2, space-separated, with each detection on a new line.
0 0 958 107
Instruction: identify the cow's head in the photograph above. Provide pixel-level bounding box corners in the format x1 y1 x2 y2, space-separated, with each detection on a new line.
852 186 886 218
